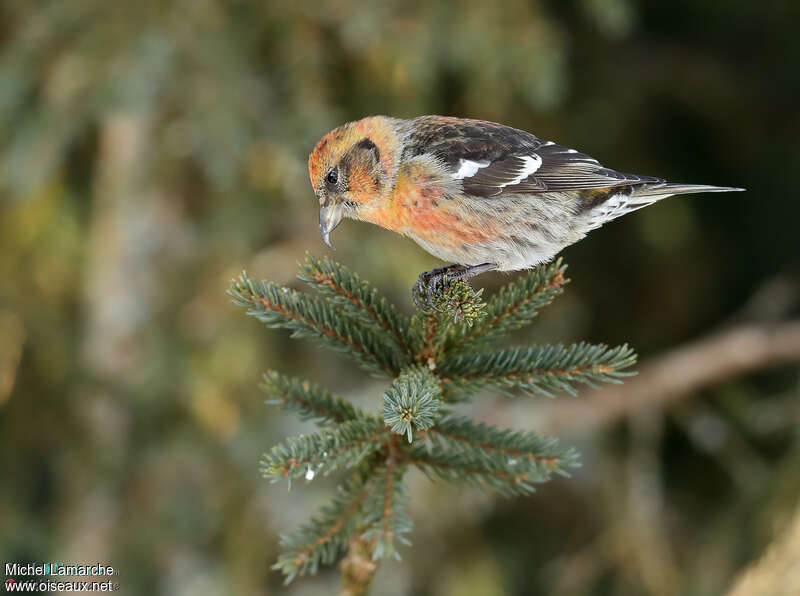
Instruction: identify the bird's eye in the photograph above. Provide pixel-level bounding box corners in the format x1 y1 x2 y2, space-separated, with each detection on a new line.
326 170 338 185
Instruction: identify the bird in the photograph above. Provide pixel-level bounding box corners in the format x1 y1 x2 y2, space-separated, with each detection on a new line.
307 115 744 306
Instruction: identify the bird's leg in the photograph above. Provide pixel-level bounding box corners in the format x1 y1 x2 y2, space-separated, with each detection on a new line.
414 264 463 309
412 263 494 309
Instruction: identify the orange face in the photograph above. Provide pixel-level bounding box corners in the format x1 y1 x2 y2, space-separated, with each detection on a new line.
308 116 401 248
308 116 400 207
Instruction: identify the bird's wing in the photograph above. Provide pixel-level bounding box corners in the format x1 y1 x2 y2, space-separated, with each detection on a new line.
404 116 661 198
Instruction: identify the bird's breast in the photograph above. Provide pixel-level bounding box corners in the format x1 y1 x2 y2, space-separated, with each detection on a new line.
357 170 496 250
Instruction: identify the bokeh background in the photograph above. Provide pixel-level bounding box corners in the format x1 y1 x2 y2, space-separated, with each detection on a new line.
1 1 799 594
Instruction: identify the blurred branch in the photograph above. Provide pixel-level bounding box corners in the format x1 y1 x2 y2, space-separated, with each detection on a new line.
623 411 680 596
0 310 25 405
82 114 161 379
726 268 800 325
725 503 800 596
534 320 800 433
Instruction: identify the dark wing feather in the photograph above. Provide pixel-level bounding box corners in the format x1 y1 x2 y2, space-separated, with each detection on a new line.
530 143 661 191
403 116 543 165
404 116 662 198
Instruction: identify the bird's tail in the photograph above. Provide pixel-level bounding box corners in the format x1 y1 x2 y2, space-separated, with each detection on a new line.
625 182 745 211
583 183 744 230
633 183 745 199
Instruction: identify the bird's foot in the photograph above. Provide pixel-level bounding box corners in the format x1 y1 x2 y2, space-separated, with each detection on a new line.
412 263 494 309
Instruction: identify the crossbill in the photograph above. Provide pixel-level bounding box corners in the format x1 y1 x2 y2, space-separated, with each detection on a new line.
308 115 743 305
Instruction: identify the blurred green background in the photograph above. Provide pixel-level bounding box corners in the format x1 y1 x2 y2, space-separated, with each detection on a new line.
1 0 799 594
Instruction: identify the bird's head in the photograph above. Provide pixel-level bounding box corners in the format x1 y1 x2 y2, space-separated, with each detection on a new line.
308 116 401 249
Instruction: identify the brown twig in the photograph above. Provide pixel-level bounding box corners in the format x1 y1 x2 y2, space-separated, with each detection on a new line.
291 487 372 570
416 311 445 366
338 437 400 596
424 427 558 467
442 362 615 386
339 534 378 596
406 458 528 486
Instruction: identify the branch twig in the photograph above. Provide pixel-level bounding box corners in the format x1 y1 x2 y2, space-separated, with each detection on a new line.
339 534 378 596
531 320 800 433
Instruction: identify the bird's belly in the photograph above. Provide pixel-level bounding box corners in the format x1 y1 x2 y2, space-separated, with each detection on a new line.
410 232 566 271
358 186 580 271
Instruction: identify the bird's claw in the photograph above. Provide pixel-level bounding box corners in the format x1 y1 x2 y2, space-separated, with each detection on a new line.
412 280 425 309
413 272 442 310
412 273 439 310
412 264 471 310
412 263 494 310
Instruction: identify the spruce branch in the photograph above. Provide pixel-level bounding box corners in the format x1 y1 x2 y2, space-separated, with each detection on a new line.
261 370 361 425
273 473 373 583
261 419 388 485
231 256 639 590
299 254 412 354
229 272 406 376
408 445 543 497
410 279 486 368
382 366 442 442
360 448 412 560
426 415 580 476
439 342 637 398
429 279 487 326
449 259 568 355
